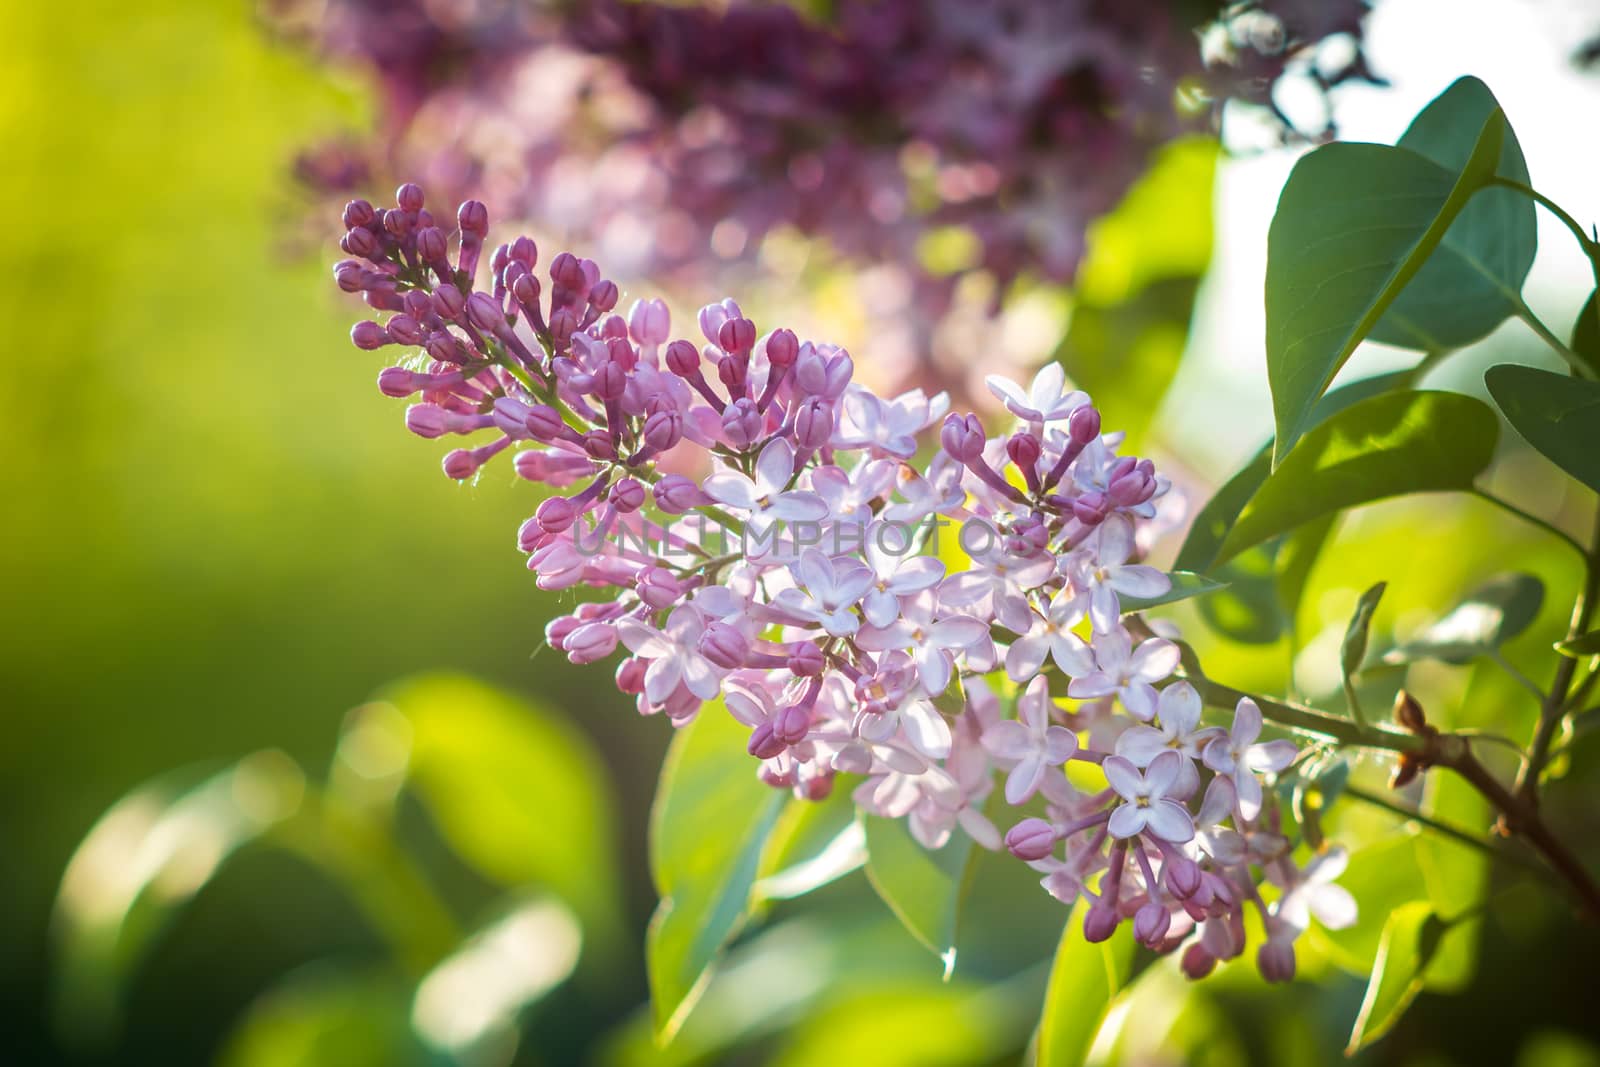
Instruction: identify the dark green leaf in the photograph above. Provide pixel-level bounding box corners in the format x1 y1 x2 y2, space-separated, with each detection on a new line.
862 815 976 972
647 702 787 1041
1267 109 1512 463
1215 391 1499 565
1570 289 1600 378
1347 903 1451 1052
1035 919 1135 1066
1342 582 1388 681
1557 629 1600 658
1385 573 1545 666
1175 371 1412 574
1485 363 1600 493
1198 546 1285 645
378 674 624 951
1367 77 1536 352
1119 570 1227 613
1276 513 1339 641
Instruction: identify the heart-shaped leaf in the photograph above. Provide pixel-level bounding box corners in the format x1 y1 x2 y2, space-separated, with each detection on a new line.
1485 363 1600 494
1267 106 1514 463
1215 391 1500 566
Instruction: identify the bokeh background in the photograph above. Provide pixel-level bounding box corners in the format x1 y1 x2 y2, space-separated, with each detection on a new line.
8 1 1600 1065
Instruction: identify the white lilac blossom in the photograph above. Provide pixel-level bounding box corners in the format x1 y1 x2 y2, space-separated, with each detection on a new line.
335 184 1357 986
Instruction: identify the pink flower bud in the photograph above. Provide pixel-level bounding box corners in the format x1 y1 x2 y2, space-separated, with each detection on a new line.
589 279 619 313
334 261 365 292
1082 901 1120 943
787 642 825 677
536 496 578 534
466 292 506 333
442 448 478 480
615 656 647 694
1164 855 1202 899
628 298 671 345
594 361 628 401
748 722 787 760
550 251 586 291
433 285 467 321
654 474 710 514
1257 938 1296 984
1134 902 1171 947
512 272 541 308
1005 818 1057 861
1072 490 1108 526
395 182 424 213
351 320 389 350
643 408 683 451
342 199 375 229
524 405 567 442
509 235 537 267
699 623 750 669
1007 432 1042 470
517 516 544 553
611 478 646 513
766 328 799 367
775 703 811 745
565 622 618 664
457 199 488 237
384 208 412 239
416 226 447 265
582 431 617 461
1069 404 1101 444
386 315 425 346
718 317 756 355
405 404 450 439
545 614 581 649
722 398 763 447
665 339 701 377
377 367 419 398
424 331 461 364
1181 943 1216 980
940 413 986 461
492 397 533 438
342 226 380 259
794 398 833 450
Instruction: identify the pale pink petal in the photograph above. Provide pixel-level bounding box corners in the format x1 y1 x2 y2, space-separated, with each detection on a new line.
887 556 945 592
1005 753 1045 804
1128 639 1181 684
1198 775 1236 828
768 491 829 521
929 616 988 649
1041 727 1078 765
917 645 953 695
1144 800 1196 843
1110 565 1171 599
1107 803 1147 839
855 622 914 651
1144 750 1185 797
753 437 796 495
1158 680 1202 736
1231 697 1263 748
1113 726 1168 767
1089 583 1120 633
862 588 900 629
702 471 759 509
617 620 671 658
797 548 832 597
1066 672 1116 699
1234 769 1264 820
1049 632 1095 676
1309 884 1358 930
681 656 722 701
1100 755 1144 800
981 720 1034 762
1096 514 1135 567
1121 681 1159 721
902 702 953 759
643 656 682 703
1245 740 1299 774
1005 635 1050 682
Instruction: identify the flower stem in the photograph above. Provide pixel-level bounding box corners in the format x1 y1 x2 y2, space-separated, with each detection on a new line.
1341 783 1542 876
1469 487 1591 565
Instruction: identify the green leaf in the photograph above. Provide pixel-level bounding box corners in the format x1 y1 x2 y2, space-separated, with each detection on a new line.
378 674 623 951
647 702 786 1042
52 753 305 1047
754 785 865 902
1384 572 1545 666
1485 363 1600 493
1367 77 1536 352
1570 288 1600 378
1175 371 1412 574
1035 919 1135 1067
1342 582 1388 681
217 967 426 1067
862 815 976 972
1346 902 1451 1053
1276 513 1339 642
1198 546 1285 646
1266 108 1513 463
1557 629 1600 658
1215 391 1500 565
1119 570 1227 613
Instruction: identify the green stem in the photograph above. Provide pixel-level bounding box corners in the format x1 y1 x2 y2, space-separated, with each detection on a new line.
1512 297 1593 377
1341 783 1543 876
1182 671 1416 752
1517 500 1600 803
1470 487 1591 564
1487 648 1548 704
1490 176 1600 263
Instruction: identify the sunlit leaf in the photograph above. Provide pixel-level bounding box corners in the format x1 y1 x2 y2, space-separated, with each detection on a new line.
1120 571 1227 613
1384 572 1545 666
1035 919 1135 1067
1485 363 1600 493
1198 546 1285 646
1215 391 1500 565
378 674 623 951
766 983 1007 1067
1276 513 1339 642
1267 107 1514 463
1367 77 1536 352
755 786 865 902
647 702 786 1042
52 752 305 1047
1346 902 1451 1052
217 967 425 1067
1175 371 1412 574
862 815 976 971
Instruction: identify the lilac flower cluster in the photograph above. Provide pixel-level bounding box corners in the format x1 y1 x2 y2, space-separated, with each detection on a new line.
284 0 1375 301
335 184 1355 982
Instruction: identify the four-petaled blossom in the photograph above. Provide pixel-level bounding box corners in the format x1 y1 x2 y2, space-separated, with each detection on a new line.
1004 586 1093 681
1103 751 1195 843
856 593 989 695
774 548 875 637
1202 697 1299 820
1113 681 1223 798
703 438 827 534
1068 629 1181 721
985 363 1088 427
981 676 1079 803
617 605 722 702
836 386 950 458
1273 845 1358 932
1081 515 1172 632
861 522 946 628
